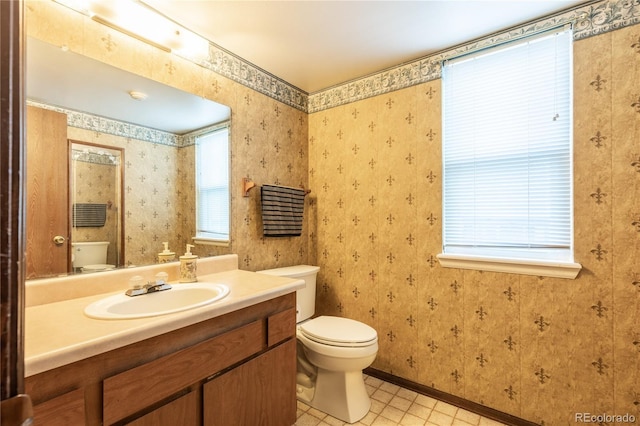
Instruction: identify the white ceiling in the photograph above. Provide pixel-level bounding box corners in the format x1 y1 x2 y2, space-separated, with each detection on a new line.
143 0 590 93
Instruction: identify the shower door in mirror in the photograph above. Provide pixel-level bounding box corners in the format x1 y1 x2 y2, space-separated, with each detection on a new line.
26 105 70 279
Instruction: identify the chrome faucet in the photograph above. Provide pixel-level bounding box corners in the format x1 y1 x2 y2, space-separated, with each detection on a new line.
125 280 172 297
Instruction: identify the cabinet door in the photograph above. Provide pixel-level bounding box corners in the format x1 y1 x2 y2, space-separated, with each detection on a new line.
126 391 198 426
203 339 296 426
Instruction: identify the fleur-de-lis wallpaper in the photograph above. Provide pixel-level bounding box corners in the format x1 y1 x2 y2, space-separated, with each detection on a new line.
28 0 640 424
309 22 640 425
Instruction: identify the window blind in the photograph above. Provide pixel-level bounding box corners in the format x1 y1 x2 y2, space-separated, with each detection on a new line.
196 126 230 241
442 28 573 262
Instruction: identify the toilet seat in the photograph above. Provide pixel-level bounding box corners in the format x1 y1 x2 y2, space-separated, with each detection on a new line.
299 316 377 347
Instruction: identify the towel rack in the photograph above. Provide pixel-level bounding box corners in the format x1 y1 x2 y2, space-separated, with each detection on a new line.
242 177 311 198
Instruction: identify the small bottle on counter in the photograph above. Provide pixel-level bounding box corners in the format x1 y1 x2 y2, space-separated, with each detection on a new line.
179 244 198 283
158 242 175 263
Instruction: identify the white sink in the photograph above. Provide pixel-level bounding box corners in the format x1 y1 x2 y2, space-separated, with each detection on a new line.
84 283 230 320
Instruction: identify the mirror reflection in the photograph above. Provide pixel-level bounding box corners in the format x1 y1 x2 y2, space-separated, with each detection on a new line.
26 37 232 280
70 141 123 273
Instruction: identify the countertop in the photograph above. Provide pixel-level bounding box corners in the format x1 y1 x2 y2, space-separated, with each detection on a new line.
25 268 304 377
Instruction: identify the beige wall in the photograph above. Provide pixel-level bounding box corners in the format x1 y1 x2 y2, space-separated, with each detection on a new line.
27 0 310 272
309 24 640 424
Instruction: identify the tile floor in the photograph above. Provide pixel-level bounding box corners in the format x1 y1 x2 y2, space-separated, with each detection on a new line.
295 375 509 426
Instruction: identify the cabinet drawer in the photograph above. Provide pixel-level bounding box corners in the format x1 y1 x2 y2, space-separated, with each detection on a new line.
267 308 296 347
103 320 263 425
127 390 199 426
33 388 84 426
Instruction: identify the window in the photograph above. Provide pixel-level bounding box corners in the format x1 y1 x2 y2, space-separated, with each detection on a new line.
439 27 581 278
195 124 230 244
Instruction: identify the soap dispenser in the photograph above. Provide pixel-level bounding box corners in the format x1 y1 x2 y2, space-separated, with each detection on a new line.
158 242 175 263
179 244 198 282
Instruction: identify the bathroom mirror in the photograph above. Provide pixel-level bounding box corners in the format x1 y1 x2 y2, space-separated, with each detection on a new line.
26 37 232 279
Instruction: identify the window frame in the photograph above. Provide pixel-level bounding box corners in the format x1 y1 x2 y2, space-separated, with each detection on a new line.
438 27 581 279
193 122 231 247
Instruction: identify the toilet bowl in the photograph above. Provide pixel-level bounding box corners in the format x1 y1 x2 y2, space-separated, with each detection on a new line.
71 241 114 272
258 265 378 423
297 315 378 423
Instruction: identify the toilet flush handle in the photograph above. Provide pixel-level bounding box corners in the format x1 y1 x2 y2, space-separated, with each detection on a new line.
53 235 66 246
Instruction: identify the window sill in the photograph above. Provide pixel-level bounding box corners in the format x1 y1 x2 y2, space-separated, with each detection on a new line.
193 237 229 248
436 253 582 279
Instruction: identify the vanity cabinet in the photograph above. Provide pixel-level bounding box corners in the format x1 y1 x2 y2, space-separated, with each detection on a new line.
26 293 297 426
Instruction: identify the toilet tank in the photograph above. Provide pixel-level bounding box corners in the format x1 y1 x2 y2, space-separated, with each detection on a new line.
257 265 320 322
71 241 109 268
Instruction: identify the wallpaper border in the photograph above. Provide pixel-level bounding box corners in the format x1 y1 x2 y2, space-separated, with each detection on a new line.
27 100 230 149
307 0 639 113
28 100 180 147
195 43 308 113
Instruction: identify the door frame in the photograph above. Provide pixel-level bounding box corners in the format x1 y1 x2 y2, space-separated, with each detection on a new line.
1 0 26 401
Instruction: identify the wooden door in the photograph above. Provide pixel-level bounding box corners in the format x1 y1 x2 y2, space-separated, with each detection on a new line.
25 105 69 279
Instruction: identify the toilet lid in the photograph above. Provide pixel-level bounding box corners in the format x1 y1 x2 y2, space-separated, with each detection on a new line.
299 316 377 347
82 264 115 271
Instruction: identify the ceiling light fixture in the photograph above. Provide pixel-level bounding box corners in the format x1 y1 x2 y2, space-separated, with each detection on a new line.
90 14 171 52
52 0 210 61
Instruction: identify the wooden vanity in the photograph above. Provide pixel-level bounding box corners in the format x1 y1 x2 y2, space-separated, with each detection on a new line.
24 256 302 426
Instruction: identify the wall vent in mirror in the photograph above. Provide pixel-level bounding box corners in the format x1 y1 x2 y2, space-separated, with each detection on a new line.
72 204 107 228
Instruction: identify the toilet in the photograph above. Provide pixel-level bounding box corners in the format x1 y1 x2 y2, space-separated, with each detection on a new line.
258 265 378 423
71 241 115 272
